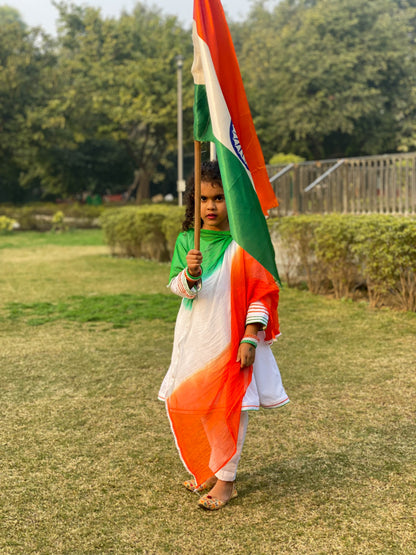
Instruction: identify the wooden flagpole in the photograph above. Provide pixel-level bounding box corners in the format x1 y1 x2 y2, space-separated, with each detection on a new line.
194 140 202 250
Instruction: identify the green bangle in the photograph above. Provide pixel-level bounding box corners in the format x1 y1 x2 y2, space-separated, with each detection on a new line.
240 338 258 348
185 268 202 281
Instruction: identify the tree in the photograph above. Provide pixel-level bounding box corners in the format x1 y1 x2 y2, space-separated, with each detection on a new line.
235 0 416 160
0 5 25 28
0 11 55 202
28 2 194 201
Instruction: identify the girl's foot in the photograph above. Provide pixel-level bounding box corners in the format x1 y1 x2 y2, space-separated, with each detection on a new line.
204 479 234 502
198 480 237 511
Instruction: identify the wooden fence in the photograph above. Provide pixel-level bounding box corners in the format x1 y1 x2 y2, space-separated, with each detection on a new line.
267 152 416 216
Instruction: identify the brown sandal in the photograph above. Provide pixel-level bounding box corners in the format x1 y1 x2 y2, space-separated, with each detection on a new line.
183 479 214 493
198 487 238 510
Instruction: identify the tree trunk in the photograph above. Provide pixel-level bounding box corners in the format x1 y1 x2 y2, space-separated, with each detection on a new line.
135 168 151 203
125 169 141 201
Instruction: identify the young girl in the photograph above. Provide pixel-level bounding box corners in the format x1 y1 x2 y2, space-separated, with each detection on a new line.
158 161 289 510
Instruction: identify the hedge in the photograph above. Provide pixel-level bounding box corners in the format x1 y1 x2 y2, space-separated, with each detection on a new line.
0 203 105 231
99 205 185 262
270 214 416 311
100 208 415 311
0 215 17 234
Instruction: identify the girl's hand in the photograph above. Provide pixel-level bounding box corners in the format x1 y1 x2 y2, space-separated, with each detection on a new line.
186 249 203 277
237 323 261 368
237 342 256 368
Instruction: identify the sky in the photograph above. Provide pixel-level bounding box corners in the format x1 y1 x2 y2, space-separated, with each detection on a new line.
2 0 261 34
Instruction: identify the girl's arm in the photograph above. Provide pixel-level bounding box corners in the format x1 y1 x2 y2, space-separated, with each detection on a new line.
169 249 203 299
237 322 263 368
237 300 270 368
169 270 201 299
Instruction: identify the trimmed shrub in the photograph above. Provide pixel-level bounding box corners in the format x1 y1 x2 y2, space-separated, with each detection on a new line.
269 153 305 165
100 205 185 262
0 203 104 230
271 214 416 311
14 206 53 231
270 215 325 292
352 216 416 310
0 215 17 234
51 211 68 233
314 215 360 299
60 204 104 228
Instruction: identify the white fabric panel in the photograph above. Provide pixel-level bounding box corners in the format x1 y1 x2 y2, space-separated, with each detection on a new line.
242 331 289 410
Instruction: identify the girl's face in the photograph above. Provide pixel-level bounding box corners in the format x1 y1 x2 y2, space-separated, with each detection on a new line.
200 181 229 231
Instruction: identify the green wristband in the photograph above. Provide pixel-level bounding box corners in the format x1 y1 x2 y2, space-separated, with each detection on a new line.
185 267 202 281
240 338 258 348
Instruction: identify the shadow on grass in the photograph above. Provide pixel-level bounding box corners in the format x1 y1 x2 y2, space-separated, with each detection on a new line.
5 293 181 328
241 421 415 497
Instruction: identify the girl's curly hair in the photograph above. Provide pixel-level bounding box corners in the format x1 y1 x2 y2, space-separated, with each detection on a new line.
182 160 223 231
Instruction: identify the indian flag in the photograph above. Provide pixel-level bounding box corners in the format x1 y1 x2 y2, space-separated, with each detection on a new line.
193 0 280 283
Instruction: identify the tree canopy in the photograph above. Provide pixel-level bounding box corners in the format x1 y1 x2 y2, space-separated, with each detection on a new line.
1 0 416 202
236 0 416 160
0 5 25 27
25 2 193 200
0 9 54 202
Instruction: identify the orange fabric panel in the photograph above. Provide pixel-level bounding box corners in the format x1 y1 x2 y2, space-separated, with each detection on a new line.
230 246 280 343
167 347 251 485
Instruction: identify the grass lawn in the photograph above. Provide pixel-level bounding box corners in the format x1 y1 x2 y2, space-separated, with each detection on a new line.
0 230 415 554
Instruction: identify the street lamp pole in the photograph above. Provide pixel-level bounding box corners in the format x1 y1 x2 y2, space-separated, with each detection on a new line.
176 54 185 206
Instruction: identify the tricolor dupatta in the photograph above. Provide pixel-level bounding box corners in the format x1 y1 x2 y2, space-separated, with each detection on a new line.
192 0 280 284
164 235 280 486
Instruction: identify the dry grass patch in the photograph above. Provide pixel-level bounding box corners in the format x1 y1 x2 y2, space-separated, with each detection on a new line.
0 231 415 553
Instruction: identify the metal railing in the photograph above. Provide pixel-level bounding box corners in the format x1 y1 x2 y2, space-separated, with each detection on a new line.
267 152 416 216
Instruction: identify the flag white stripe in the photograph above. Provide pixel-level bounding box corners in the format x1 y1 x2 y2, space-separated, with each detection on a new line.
192 23 253 183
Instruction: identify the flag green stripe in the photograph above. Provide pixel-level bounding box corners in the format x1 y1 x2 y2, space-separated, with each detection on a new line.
193 84 280 282
215 143 280 283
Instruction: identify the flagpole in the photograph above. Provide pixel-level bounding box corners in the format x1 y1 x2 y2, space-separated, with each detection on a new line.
194 140 202 250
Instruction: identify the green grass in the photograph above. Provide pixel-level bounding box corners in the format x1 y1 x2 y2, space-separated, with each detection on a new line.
0 228 105 249
5 294 181 328
0 230 415 553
